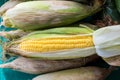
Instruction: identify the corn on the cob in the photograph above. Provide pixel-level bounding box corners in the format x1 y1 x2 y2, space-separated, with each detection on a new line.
19 35 94 52
2 0 102 30
5 33 95 60
0 0 88 16
0 55 98 74
33 67 112 80
4 26 96 60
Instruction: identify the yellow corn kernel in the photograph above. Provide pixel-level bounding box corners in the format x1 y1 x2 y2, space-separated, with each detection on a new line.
19 35 94 52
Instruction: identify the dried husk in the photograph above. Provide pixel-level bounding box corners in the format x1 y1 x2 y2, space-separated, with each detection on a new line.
0 0 22 16
0 30 29 40
33 66 112 80
2 0 103 30
103 55 120 66
0 55 98 74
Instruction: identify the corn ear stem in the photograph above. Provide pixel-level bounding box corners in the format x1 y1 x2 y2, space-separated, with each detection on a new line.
0 30 29 40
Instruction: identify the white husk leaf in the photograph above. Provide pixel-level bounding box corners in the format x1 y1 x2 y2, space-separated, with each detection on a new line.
93 25 120 58
10 47 96 60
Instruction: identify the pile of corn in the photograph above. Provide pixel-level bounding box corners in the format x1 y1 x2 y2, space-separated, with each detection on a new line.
1 0 120 80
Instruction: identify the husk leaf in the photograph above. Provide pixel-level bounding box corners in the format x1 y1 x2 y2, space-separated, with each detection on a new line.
93 25 120 58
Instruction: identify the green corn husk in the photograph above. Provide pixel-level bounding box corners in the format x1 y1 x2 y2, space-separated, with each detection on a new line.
0 24 98 40
93 25 120 66
0 0 58 16
0 55 98 74
33 66 112 80
115 0 120 13
4 26 96 60
2 0 103 30
0 0 88 16
20 24 96 40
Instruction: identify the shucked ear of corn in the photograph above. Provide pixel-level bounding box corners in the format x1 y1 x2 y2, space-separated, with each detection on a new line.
0 24 98 74
33 66 112 80
7 24 120 61
0 55 98 74
93 25 120 66
6 34 95 60
2 0 102 30
5 26 96 60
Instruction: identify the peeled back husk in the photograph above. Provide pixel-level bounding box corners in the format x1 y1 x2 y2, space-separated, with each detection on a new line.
93 25 120 66
4 25 96 60
0 55 98 74
33 66 112 80
20 24 95 40
0 23 96 40
2 0 103 30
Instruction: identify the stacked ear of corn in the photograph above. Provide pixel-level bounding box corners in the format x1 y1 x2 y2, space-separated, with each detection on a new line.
0 0 88 16
33 67 112 80
2 0 102 31
5 28 95 60
1 24 100 74
0 1 113 80
0 56 98 74
1 25 99 75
